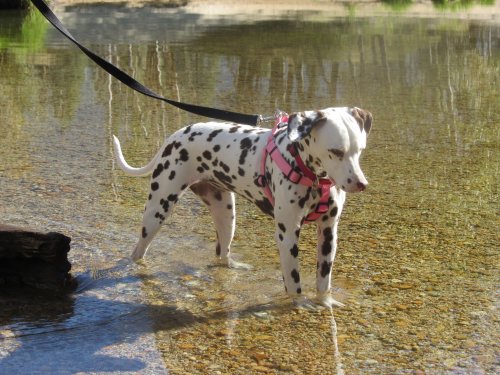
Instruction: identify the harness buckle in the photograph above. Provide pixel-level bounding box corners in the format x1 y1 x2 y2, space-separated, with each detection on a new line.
286 169 302 184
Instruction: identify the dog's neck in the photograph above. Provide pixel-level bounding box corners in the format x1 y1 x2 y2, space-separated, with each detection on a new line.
294 138 328 179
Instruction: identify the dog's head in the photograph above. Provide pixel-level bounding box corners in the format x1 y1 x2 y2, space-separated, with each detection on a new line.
287 107 372 193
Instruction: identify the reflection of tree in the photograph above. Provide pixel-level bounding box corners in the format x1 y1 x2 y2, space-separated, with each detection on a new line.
0 11 87 173
39 16 493 173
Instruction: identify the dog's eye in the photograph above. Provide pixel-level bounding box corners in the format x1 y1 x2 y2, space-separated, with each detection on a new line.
329 149 345 158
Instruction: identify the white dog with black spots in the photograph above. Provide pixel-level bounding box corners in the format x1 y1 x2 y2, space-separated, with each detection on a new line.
113 106 372 308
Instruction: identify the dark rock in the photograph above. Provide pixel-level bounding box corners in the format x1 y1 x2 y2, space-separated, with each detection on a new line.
0 224 76 292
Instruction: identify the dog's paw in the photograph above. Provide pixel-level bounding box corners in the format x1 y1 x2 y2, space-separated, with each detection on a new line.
130 246 146 262
216 256 253 270
315 293 345 308
227 257 253 270
292 296 320 310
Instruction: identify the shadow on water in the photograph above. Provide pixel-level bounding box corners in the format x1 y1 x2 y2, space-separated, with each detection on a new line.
1 255 336 374
0 260 162 373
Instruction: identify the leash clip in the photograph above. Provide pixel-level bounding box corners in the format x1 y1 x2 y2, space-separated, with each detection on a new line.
257 114 277 127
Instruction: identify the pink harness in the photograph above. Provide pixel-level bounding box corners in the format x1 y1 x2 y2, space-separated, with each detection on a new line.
256 113 334 223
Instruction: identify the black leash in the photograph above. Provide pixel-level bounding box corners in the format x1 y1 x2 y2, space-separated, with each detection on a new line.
29 0 262 126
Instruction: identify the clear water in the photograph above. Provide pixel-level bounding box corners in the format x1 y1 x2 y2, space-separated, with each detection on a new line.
0 4 498 374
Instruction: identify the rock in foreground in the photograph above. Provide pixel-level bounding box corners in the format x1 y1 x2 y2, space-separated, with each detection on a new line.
0 224 75 292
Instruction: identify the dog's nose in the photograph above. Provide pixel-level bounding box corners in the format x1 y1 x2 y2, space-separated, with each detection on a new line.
357 181 367 192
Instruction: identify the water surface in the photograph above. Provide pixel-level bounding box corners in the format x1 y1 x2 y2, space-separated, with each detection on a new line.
0 4 498 374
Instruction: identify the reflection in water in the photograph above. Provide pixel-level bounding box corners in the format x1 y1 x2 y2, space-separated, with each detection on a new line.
0 5 499 374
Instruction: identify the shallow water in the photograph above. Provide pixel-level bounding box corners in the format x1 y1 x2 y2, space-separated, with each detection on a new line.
0 4 499 374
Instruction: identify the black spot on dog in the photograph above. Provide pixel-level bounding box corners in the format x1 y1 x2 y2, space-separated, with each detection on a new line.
183 125 192 134
162 143 175 157
179 149 189 162
278 223 286 232
291 269 300 283
164 160 170 170
167 194 178 202
321 227 333 255
207 129 223 142
239 149 248 165
296 287 302 294
279 234 283 241
214 170 232 185
229 126 240 133
216 243 221 256
151 182 159 191
197 166 204 173
148 193 152 200
152 163 164 179
227 204 233 210
142 227 147 238
290 244 299 257
160 198 169 212
213 145 221 152
202 150 212 160
298 190 311 208
201 163 210 171
189 131 203 142
238 167 245 177
330 206 338 217
320 261 332 277
214 191 223 201
219 161 230 173
168 171 176 180
255 199 274 217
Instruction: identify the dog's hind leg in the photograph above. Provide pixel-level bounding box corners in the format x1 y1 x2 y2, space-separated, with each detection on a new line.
130 175 189 261
191 182 249 269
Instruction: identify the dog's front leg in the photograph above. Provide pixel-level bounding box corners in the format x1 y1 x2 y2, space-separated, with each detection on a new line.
315 203 345 308
273 208 304 303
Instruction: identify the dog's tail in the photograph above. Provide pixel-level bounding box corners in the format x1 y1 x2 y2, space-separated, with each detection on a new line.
112 135 159 177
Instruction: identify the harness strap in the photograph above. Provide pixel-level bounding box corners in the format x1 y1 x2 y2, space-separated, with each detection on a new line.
258 114 334 223
30 0 261 126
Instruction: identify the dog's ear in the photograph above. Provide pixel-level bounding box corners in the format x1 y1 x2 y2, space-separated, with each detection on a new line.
351 107 373 135
287 111 327 142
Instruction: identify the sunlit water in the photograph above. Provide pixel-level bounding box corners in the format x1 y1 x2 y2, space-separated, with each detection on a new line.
0 4 498 374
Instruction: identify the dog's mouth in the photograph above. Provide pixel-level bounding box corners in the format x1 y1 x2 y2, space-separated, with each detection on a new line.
340 181 368 193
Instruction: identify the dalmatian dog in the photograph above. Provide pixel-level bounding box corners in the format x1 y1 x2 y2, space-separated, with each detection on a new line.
113 107 372 307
